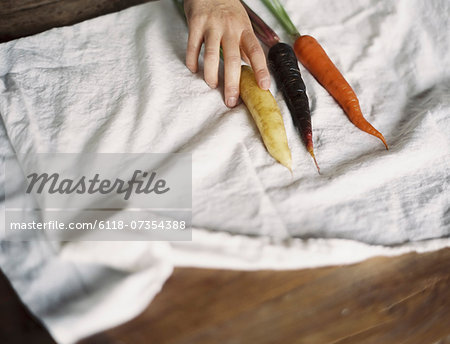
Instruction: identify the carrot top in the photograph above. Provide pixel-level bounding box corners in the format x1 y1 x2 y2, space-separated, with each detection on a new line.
260 0 300 40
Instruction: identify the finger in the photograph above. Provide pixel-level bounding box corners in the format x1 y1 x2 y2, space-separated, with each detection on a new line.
240 48 251 65
241 30 270 90
186 26 203 73
203 29 221 88
222 36 241 108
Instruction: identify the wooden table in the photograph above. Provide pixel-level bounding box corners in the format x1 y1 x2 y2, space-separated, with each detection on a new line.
79 249 450 344
1 1 449 343
1 249 449 343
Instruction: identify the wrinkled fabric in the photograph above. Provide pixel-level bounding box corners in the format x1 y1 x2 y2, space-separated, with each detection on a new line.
0 0 449 342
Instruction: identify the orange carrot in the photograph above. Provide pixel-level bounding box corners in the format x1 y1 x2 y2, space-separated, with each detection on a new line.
294 35 388 149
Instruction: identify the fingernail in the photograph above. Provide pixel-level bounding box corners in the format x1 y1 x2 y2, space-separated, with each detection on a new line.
260 78 270 90
227 97 237 108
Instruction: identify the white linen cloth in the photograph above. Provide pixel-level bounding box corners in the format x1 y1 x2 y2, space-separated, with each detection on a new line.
0 0 449 342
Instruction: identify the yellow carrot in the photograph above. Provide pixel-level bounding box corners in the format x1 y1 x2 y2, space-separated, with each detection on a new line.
240 65 292 171
172 1 292 169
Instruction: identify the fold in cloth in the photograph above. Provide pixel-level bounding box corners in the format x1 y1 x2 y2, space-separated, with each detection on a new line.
0 0 449 342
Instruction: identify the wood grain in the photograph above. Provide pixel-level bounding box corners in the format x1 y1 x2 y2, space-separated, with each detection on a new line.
0 0 154 43
79 248 450 344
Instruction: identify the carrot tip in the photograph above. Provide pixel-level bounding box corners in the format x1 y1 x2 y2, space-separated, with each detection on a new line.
308 148 321 174
282 161 293 174
378 134 389 150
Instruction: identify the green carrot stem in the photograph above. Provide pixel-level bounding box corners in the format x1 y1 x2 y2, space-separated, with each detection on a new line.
260 0 300 41
241 1 280 47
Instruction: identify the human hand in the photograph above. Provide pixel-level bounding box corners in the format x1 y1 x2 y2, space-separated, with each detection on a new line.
184 0 271 108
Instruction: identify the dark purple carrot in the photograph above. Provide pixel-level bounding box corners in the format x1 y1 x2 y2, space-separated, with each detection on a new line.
242 1 319 172
267 43 319 171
